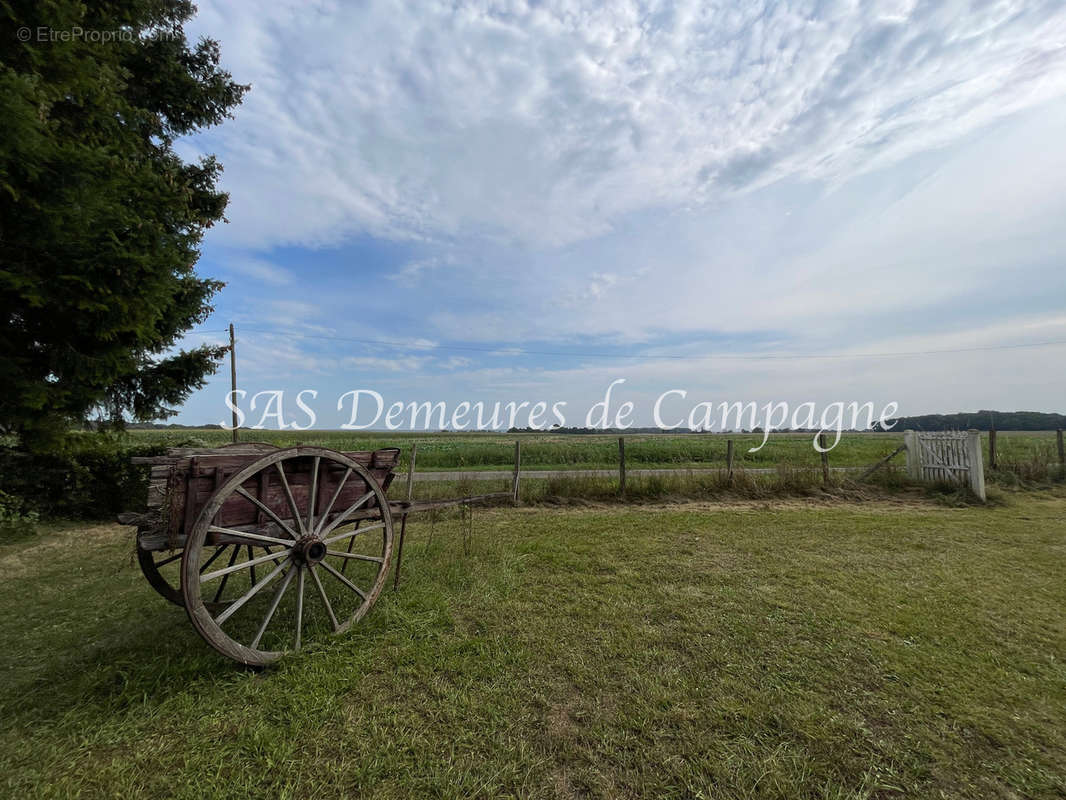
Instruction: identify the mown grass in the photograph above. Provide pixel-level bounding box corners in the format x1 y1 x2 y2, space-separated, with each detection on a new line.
2 492 1065 798
120 428 1062 474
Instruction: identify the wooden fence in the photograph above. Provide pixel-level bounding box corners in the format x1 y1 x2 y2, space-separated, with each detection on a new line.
422 429 1066 504
903 429 985 500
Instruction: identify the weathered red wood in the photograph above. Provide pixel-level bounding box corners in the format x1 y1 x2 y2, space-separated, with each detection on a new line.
155 447 400 539
165 463 185 547
181 457 199 544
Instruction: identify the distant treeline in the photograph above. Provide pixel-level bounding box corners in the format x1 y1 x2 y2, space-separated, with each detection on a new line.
509 426 709 435
877 410 1066 432
510 426 857 434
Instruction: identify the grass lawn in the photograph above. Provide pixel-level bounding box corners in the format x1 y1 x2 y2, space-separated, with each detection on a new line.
2 491 1065 798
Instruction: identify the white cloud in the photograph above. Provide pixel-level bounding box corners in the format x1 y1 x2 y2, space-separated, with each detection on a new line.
167 1 1066 424
175 306 1066 426
186 0 1066 250
340 355 433 372
223 256 294 286
400 309 1066 420
389 258 438 286
260 300 323 325
235 337 329 379
389 256 457 286
441 356 474 369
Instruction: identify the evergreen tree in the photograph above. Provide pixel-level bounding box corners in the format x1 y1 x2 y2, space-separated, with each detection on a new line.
0 0 247 447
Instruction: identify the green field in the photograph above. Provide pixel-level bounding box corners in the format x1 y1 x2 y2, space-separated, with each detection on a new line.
2 491 1065 797
121 428 1063 473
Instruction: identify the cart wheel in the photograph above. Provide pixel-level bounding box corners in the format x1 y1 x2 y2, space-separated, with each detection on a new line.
137 541 185 606
138 539 258 612
180 447 393 666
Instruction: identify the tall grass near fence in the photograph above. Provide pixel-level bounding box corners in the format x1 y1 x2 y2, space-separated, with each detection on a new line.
398 465 914 507
988 438 1065 486
2 429 1059 525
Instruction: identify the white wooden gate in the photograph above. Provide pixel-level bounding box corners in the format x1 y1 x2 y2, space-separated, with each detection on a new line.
903 430 985 500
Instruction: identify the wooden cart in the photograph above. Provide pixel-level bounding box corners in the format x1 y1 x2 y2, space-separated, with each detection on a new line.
120 443 506 666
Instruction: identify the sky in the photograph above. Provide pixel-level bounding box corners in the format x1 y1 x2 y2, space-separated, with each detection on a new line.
172 0 1066 430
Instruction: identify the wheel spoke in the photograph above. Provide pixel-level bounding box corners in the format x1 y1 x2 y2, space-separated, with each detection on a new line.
155 551 182 568
319 560 368 601
208 525 293 547
215 556 292 626
294 566 306 650
199 545 230 574
340 520 361 575
275 462 307 536
249 565 297 648
319 498 376 539
201 546 294 584
324 520 383 547
308 565 339 632
263 545 287 570
313 467 352 535
235 486 298 539
212 544 242 603
307 456 320 535
327 549 384 564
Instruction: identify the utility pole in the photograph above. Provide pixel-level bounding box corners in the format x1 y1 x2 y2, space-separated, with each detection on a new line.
229 323 238 443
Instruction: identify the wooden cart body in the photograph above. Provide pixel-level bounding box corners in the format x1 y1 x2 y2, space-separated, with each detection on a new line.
134 444 401 551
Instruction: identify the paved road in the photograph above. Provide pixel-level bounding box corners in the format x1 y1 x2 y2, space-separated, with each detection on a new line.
409 466 863 481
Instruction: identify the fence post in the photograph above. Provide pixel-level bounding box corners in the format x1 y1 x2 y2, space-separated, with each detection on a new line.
393 444 417 590
966 429 986 501
618 437 626 495
1058 428 1064 467
405 443 417 501
726 439 734 480
988 428 997 470
818 433 830 484
228 323 239 443
511 440 521 504
903 430 920 479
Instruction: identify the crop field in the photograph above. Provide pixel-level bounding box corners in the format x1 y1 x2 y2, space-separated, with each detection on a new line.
2 490 1065 798
122 428 1063 473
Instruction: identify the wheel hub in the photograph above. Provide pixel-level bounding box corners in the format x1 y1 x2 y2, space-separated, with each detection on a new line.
295 536 327 565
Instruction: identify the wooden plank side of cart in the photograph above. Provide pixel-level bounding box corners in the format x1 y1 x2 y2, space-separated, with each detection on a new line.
129 450 507 553
131 445 397 543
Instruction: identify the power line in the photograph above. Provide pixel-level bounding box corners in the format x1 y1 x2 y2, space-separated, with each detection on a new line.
181 324 1066 362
